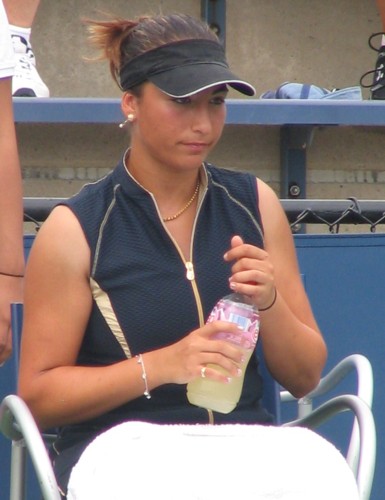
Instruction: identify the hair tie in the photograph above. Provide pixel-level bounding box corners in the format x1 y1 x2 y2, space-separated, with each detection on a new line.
259 287 277 312
0 271 24 278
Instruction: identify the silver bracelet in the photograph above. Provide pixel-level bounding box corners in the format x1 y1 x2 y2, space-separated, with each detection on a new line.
136 354 151 399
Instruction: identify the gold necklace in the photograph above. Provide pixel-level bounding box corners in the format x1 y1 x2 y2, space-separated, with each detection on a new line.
162 181 200 222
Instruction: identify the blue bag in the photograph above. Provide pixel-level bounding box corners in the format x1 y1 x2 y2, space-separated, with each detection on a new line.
260 82 362 100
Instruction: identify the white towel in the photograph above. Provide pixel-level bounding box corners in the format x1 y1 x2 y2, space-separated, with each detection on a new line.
67 421 359 500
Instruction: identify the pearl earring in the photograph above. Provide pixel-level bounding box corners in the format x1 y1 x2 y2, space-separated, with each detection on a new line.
119 113 135 128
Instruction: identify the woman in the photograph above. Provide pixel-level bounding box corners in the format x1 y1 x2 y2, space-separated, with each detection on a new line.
0 0 24 366
18 12 328 497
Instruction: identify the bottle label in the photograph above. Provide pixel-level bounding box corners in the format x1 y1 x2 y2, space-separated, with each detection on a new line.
207 298 260 350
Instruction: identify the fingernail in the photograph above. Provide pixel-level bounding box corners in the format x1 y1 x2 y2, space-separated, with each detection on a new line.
237 368 243 377
226 377 232 383
229 282 236 290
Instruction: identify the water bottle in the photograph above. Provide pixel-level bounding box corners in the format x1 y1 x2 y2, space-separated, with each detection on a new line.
187 293 260 414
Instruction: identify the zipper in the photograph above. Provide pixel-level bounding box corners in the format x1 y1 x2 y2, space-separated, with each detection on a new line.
150 185 214 423
207 408 214 425
150 186 207 327
185 261 195 280
182 188 206 327
184 260 205 326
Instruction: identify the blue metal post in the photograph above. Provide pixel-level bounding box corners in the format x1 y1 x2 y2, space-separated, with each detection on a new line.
201 0 226 46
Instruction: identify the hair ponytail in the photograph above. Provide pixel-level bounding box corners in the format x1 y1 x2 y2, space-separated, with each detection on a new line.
84 13 219 89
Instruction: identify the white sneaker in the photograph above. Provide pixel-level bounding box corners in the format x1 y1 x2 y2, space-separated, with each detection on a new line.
11 35 50 97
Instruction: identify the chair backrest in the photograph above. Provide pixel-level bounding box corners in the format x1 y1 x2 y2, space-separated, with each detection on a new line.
10 303 23 375
22 234 35 261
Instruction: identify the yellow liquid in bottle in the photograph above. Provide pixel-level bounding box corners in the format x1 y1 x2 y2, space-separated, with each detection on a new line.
187 348 253 414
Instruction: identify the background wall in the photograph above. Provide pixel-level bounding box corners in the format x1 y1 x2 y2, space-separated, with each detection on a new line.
18 0 385 210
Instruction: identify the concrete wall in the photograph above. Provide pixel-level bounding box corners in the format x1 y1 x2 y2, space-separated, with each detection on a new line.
18 0 385 221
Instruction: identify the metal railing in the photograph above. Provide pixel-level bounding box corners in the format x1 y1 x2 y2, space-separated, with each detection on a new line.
23 197 385 233
282 198 385 233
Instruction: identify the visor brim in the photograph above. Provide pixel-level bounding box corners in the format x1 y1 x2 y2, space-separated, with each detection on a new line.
149 63 256 98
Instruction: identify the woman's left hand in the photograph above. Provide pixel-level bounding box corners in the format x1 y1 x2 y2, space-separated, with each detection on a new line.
224 235 276 310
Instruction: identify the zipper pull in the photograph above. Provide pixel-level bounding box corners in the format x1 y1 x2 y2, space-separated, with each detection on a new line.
185 261 195 281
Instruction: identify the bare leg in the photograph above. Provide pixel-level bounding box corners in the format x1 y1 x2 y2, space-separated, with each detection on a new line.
0 79 24 277
2 0 40 28
376 0 385 32
0 2 24 363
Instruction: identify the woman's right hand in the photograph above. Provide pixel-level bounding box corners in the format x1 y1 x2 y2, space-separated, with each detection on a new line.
155 320 246 385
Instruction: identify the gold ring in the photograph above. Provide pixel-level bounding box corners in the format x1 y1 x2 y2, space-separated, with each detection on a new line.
200 366 207 378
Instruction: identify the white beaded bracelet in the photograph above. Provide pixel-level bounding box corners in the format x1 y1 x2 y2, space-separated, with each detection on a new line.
136 354 151 399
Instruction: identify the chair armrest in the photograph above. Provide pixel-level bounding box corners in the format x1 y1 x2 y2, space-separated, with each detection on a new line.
282 394 376 500
280 354 373 407
280 354 373 477
0 395 61 500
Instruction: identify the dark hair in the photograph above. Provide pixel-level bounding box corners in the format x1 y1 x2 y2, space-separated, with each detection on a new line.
84 13 219 90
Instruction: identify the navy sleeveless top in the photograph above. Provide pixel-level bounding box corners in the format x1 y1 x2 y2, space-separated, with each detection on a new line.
55 159 272 457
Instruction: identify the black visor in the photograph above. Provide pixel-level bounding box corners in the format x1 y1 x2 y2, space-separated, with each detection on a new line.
119 39 255 97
